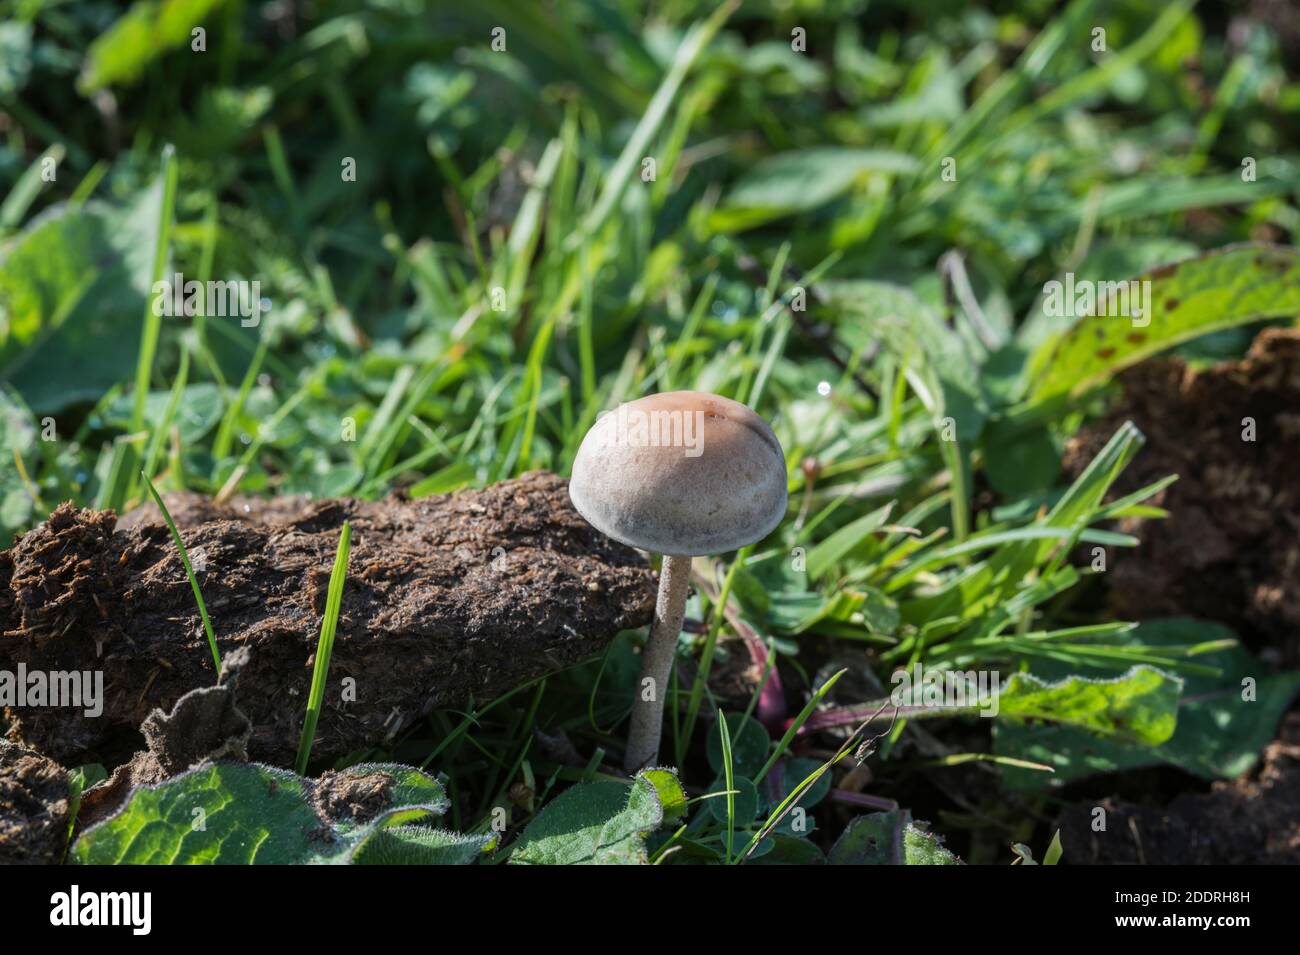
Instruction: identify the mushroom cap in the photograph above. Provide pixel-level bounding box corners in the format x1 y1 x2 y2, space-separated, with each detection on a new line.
569 391 788 556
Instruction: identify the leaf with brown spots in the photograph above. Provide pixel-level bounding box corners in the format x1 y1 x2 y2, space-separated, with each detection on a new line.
1029 243 1300 400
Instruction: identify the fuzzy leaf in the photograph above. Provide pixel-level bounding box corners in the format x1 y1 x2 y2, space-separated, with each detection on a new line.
508 770 684 865
353 826 496 865
828 810 960 865
996 619 1300 788
995 665 1182 745
70 762 449 864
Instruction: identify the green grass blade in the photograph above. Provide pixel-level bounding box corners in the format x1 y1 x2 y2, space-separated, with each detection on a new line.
717 713 736 865
296 521 352 776
131 145 179 435
753 668 847 787
141 471 220 672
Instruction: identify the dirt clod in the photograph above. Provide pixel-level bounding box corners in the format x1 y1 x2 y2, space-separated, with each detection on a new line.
1063 328 1300 663
0 740 70 865
0 472 655 766
1057 713 1300 864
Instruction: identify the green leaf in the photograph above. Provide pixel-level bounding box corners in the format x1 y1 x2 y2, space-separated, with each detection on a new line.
80 0 228 93
639 767 688 824
508 769 684 865
774 757 832 813
1043 829 1063 865
981 417 1060 498
827 810 960 865
0 183 163 413
822 279 986 439
996 665 1182 745
748 833 825 865
705 712 771 778
996 619 1300 788
353 827 496 865
806 502 894 580
705 775 759 828
70 762 450 864
106 384 224 444
0 388 37 541
0 22 32 96
717 148 918 225
1028 244 1300 400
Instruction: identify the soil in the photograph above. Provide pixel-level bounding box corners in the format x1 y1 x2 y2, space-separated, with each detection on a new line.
1057 713 1300 864
0 472 655 767
0 740 70 864
1057 328 1300 863
1062 327 1300 665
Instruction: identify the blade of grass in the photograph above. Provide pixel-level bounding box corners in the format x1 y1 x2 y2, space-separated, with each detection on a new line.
753 668 847 786
569 0 738 247
131 145 179 435
141 471 220 672
677 548 749 765
717 713 736 864
295 521 352 775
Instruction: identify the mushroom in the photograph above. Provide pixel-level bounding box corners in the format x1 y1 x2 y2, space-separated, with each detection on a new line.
569 391 788 771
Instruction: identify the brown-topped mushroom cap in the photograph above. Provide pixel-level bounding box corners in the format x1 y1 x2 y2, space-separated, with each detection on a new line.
569 391 788 556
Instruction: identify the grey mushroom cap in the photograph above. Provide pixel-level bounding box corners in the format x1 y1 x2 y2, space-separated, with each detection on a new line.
568 391 788 556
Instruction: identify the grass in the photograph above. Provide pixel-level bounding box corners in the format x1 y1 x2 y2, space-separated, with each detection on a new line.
2 0 1299 864
295 521 352 776
140 470 221 672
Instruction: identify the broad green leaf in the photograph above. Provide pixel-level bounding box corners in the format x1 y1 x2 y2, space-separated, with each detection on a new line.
0 388 37 541
831 661 1181 745
0 182 163 413
508 769 684 865
105 384 224 444
1016 237 1199 351
70 762 449 864
828 810 960 865
1028 244 1300 400
639 767 688 824
996 619 1300 788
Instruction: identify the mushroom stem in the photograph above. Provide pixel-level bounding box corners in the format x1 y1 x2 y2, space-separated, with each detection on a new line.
624 553 692 771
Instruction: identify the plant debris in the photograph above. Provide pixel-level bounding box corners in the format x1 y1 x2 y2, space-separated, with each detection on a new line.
0 472 655 767
1063 328 1300 664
